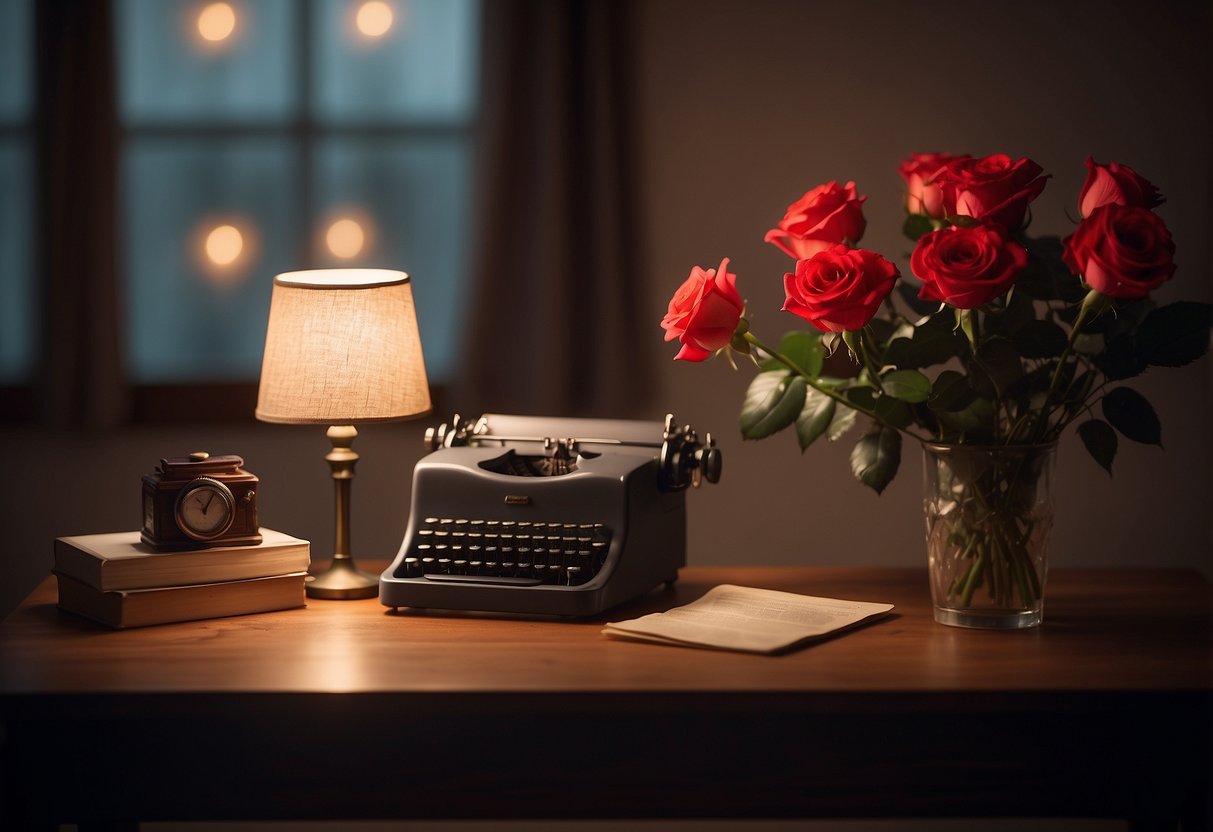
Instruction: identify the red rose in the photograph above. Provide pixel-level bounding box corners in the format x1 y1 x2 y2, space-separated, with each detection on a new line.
782 245 899 333
764 181 867 260
1078 156 1165 219
935 154 1049 229
899 152 966 218
911 223 1028 309
1062 204 1176 300
661 257 744 361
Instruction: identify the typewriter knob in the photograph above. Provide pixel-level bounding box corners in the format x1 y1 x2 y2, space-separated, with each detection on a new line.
424 423 448 452
659 415 722 491
696 434 723 485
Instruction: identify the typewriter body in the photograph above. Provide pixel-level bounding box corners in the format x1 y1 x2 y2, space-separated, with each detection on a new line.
380 413 721 617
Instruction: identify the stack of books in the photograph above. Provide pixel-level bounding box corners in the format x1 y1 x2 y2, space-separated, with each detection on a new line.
54 529 311 628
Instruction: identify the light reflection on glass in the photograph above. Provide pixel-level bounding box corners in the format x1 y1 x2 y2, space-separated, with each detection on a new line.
325 217 367 259
197 2 237 43
204 223 244 266
355 1 395 38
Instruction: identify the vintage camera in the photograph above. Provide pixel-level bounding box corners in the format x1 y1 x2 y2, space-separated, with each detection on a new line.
141 452 262 549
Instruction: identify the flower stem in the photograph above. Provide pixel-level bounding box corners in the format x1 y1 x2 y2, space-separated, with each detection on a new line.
1032 290 1107 442
742 331 924 440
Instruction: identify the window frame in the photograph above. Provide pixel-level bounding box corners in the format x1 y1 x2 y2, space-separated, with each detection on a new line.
6 0 474 425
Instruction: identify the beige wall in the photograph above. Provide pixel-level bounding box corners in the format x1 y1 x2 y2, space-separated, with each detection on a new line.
634 0 1211 577
2 0 1210 618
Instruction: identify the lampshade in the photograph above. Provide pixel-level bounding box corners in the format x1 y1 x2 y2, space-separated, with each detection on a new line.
256 269 432 424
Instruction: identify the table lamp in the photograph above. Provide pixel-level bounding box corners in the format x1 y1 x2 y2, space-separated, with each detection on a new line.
256 269 431 599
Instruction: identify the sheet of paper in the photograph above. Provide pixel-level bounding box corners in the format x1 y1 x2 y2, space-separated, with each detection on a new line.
602 584 893 654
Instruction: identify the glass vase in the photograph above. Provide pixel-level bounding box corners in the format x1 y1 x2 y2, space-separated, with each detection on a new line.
922 442 1056 630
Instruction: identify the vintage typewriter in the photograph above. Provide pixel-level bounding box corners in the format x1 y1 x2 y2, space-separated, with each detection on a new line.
379 413 721 616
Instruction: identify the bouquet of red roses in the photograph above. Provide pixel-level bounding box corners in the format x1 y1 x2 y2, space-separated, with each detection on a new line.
661 153 1210 494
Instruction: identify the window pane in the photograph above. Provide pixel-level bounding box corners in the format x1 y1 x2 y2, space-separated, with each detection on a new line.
314 137 473 382
0 0 31 122
123 138 300 381
117 0 298 123
0 139 33 382
311 0 479 124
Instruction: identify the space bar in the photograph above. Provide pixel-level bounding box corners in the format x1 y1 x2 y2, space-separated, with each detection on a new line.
423 573 544 587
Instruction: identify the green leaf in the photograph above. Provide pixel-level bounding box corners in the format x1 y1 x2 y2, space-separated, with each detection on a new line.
1077 419 1118 475
935 396 995 440
928 370 978 412
1093 335 1147 380
982 289 1036 337
969 338 1024 398
902 213 936 242
866 318 898 347
844 386 877 411
795 388 836 451
1102 387 1162 446
849 425 903 495
874 395 914 429
825 405 858 441
1010 319 1069 360
759 330 825 377
946 214 982 229
884 314 966 369
1136 302 1213 368
1017 236 1087 303
740 372 808 440
881 369 931 403
1072 333 1105 356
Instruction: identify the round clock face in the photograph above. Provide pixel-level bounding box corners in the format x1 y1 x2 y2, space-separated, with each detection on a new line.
174 478 236 541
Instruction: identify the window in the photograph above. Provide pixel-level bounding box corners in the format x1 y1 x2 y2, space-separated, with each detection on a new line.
0 0 33 385
117 0 479 386
0 0 480 417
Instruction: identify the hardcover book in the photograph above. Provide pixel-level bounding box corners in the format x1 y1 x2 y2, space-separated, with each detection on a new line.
53 528 310 592
56 572 308 629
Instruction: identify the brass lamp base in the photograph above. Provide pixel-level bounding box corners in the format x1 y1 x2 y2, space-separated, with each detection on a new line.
306 557 379 600
305 424 380 600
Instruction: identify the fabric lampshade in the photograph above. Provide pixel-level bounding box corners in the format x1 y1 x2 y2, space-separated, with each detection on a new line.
255 269 432 424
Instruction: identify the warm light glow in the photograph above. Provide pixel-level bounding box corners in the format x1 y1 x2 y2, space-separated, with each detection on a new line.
197 2 237 42
356 1 394 38
205 224 244 266
326 218 366 259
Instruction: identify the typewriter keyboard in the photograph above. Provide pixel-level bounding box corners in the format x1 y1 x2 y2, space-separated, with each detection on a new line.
398 518 612 587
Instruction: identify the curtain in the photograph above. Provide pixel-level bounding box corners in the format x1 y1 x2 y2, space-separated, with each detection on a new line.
35 0 126 428
455 0 653 418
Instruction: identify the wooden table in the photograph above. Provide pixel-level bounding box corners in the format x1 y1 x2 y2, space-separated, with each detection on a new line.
1 566 1209 830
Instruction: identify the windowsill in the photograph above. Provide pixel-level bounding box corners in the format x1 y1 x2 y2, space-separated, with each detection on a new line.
0 382 452 425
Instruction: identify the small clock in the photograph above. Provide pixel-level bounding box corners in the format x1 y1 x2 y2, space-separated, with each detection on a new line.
142 452 261 549
175 477 237 541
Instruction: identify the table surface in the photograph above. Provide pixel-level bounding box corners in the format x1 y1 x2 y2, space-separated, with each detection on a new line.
1 565 1210 826
0 565 1210 698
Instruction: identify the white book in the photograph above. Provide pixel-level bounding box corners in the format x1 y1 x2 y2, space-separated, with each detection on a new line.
602 584 893 655
56 572 308 629
54 528 311 592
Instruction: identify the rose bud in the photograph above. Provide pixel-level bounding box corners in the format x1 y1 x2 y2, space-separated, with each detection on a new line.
782 245 899 333
911 223 1029 309
764 181 867 260
899 152 966 218
935 154 1049 230
1079 157 1165 219
1062 204 1176 300
661 257 745 361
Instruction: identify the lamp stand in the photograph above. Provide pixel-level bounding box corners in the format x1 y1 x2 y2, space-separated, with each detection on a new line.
306 425 380 600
